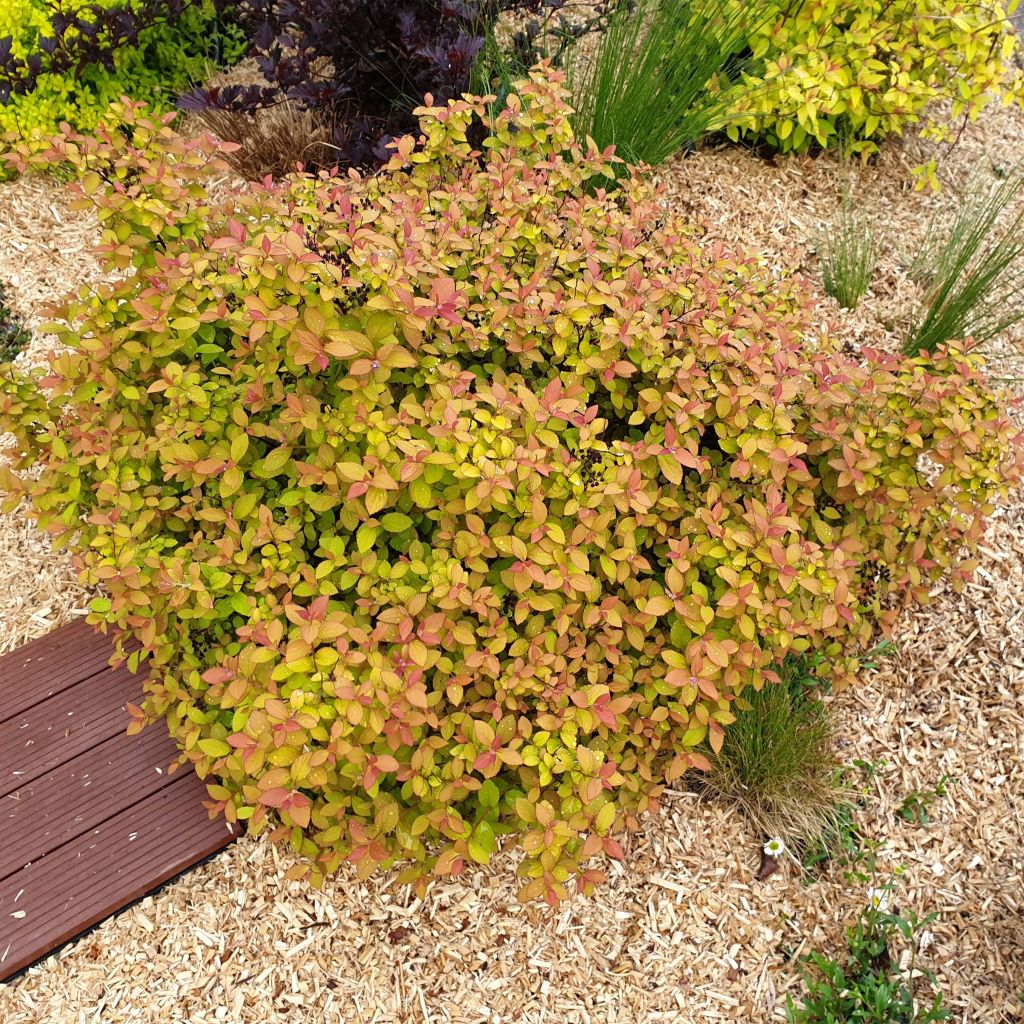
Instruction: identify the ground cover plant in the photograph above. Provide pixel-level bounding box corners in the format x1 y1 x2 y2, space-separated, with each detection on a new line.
787 885 950 1022
0 0 239 144
0 71 1020 905
0 283 30 363
725 0 1024 157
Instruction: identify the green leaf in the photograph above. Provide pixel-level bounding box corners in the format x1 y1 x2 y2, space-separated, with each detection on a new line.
467 820 497 864
365 312 395 343
409 477 433 508
261 446 293 475
682 725 707 746
594 802 616 833
234 491 261 520
198 738 231 758
381 511 413 533
356 524 378 553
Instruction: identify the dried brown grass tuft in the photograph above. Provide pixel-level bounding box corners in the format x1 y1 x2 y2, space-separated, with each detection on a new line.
192 103 340 181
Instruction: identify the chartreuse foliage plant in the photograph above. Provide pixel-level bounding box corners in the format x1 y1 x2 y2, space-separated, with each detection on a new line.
1 71 1020 905
724 0 1024 157
0 0 239 143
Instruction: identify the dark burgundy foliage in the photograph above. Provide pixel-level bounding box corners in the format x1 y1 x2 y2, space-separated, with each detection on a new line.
184 0 564 168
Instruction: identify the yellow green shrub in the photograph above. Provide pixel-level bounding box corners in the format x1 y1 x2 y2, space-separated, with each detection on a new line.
1 72 1019 904
0 0 237 142
726 0 1024 156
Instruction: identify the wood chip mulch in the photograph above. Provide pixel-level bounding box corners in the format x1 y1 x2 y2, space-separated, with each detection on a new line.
1 101 1023 1023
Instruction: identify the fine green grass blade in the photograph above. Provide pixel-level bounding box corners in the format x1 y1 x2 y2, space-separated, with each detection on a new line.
703 658 845 849
568 0 778 169
818 183 877 310
904 163 1024 355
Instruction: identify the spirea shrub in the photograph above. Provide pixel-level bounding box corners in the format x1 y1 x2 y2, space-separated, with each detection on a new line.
0 0 239 143
1 71 1019 904
725 0 1024 156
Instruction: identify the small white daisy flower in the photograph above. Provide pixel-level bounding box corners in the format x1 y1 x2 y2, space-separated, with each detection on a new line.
867 886 891 912
764 837 786 858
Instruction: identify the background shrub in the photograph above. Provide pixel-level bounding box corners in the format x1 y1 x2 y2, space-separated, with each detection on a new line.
725 0 1024 157
0 0 240 143
182 0 562 174
1 73 1019 904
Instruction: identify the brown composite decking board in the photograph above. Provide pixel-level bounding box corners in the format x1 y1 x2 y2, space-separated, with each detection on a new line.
0 662 145 798
0 621 240 983
2 724 179 875
0 771 236 980
0 618 114 724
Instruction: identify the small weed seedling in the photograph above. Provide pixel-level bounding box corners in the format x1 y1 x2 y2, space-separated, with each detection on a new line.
852 758 888 786
860 640 896 674
787 883 950 1023
897 775 956 826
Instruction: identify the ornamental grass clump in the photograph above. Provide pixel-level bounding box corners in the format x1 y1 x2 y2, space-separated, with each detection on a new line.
704 657 843 848
818 184 877 311
566 0 771 168
904 163 1024 356
1 70 1019 905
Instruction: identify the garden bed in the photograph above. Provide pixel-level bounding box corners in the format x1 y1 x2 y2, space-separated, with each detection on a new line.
0 95 1021 1022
